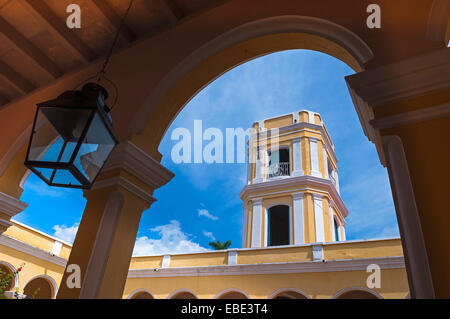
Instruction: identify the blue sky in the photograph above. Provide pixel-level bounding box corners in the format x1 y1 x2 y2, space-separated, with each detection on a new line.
14 49 400 255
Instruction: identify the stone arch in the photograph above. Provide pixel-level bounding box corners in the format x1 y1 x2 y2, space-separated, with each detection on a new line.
0 261 19 290
23 275 58 299
268 288 310 299
130 15 373 158
214 288 250 299
127 289 154 299
333 286 383 299
167 289 198 299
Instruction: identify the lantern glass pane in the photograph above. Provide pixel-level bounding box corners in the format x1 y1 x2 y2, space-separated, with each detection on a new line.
28 107 93 163
52 169 82 186
74 113 115 183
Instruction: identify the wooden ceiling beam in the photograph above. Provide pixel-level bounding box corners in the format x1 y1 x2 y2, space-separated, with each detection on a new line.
0 17 62 79
91 0 137 43
20 0 96 64
0 60 35 95
0 92 9 106
152 0 185 22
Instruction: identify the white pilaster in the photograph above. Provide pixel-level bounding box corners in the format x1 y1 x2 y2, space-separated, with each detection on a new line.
291 137 303 177
292 192 304 244
227 250 238 265
162 255 171 268
241 202 248 248
339 225 346 241
313 194 325 242
334 169 340 194
329 202 336 242
323 146 329 179
51 240 63 256
307 111 316 124
251 198 263 247
254 147 265 183
309 138 321 178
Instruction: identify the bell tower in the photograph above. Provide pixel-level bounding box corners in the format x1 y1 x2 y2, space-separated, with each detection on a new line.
240 110 348 248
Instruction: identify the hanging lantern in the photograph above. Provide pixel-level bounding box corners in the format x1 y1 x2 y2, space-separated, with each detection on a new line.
24 83 118 189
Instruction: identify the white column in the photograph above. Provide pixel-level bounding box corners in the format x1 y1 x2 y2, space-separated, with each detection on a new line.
291 137 303 177
323 146 329 179
334 169 340 194
251 198 263 247
313 194 325 242
329 202 336 242
241 202 248 248
309 138 321 177
254 147 265 183
292 192 304 244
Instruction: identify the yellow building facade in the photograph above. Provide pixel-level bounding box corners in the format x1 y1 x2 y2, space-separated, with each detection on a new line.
0 110 409 299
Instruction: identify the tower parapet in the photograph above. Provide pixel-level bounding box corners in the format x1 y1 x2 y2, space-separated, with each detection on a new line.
240 110 348 248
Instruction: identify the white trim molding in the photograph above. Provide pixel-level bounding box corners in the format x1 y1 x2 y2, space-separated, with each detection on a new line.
240 174 349 219
0 234 67 267
128 256 405 278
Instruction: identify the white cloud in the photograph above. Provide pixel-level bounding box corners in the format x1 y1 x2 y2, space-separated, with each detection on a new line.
198 209 218 220
202 230 216 241
132 220 208 256
52 223 79 244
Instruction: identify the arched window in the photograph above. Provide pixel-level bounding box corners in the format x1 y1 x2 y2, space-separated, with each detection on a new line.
0 264 15 291
23 276 56 299
170 291 197 299
335 289 380 299
267 205 290 246
129 290 154 299
217 290 249 299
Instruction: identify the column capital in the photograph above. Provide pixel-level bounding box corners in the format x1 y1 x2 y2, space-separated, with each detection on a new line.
251 198 263 205
91 141 174 205
312 193 323 201
0 191 28 234
292 192 304 200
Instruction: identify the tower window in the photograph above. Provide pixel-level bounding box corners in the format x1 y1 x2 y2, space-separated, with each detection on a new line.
268 205 290 246
267 148 290 178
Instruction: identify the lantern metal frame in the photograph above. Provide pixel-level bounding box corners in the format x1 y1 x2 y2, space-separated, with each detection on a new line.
24 84 118 189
